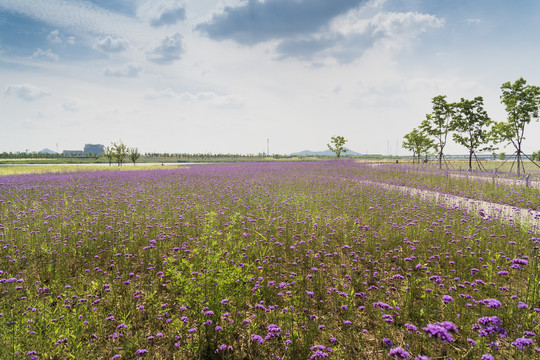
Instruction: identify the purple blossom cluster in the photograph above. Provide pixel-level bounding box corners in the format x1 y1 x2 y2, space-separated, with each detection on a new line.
472 316 507 338
423 321 458 343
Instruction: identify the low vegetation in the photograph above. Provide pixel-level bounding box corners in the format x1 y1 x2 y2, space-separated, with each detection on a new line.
1 161 539 359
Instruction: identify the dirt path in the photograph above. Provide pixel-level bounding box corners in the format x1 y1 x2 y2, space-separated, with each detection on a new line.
365 163 540 189
344 176 540 230
448 173 540 189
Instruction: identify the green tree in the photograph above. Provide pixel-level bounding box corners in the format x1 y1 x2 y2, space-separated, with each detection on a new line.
104 146 114 166
420 95 454 169
128 147 140 165
451 96 494 171
327 136 348 159
112 141 128 166
532 150 540 161
493 77 540 176
402 128 434 163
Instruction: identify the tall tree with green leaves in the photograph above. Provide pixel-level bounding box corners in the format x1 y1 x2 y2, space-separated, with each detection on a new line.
493 77 540 176
420 95 454 169
112 141 128 166
402 128 434 163
104 145 114 166
128 147 140 165
451 96 493 171
327 136 347 159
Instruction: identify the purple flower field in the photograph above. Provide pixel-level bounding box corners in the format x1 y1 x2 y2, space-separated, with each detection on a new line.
1 161 539 359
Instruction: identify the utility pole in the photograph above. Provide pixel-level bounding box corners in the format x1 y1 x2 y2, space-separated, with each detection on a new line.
267 139 270 157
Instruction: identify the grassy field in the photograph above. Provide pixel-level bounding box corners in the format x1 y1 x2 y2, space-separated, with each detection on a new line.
358 163 540 210
393 159 540 176
0 164 186 176
1 161 539 359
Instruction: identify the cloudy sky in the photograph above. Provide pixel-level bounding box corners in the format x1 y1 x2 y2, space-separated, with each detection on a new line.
1 0 540 155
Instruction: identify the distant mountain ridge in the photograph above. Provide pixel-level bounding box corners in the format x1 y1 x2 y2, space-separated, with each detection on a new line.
291 148 361 156
39 148 57 154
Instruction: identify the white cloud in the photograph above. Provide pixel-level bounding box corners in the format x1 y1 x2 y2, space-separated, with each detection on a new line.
145 88 178 99
370 12 445 38
4 84 52 101
31 48 60 61
47 29 62 43
181 92 245 108
96 35 130 52
138 0 186 27
331 7 444 40
147 33 185 64
104 63 143 77
145 88 244 108
47 29 76 44
62 97 91 112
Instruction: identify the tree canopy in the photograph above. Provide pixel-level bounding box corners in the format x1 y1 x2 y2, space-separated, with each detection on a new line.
128 147 140 165
327 136 347 159
493 77 540 175
420 95 453 169
112 141 128 166
451 96 494 171
402 128 434 163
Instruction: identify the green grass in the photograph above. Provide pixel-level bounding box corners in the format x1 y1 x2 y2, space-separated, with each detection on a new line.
0 164 186 176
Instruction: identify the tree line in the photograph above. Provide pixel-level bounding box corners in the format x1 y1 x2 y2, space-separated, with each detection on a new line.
403 77 540 175
104 141 140 166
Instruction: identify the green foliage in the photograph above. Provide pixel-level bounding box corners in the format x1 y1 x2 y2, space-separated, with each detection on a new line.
420 95 454 168
327 136 347 159
128 147 140 165
104 146 114 165
402 128 434 163
451 96 494 170
494 77 540 175
112 141 128 166
532 150 540 162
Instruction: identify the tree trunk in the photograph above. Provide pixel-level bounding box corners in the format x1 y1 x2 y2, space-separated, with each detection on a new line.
468 151 473 171
439 152 443 169
517 145 521 176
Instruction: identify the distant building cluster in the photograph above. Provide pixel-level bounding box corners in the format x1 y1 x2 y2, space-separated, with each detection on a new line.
84 144 105 154
62 144 105 157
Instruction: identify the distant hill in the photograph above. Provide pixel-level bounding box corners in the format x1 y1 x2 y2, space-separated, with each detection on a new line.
39 148 57 154
291 148 361 156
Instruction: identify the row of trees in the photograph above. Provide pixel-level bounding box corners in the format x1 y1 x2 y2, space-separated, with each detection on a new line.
403 78 540 175
104 141 140 166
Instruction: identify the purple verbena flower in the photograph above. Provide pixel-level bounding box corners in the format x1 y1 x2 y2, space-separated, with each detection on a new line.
512 337 533 351
442 295 454 303
388 347 410 359
423 322 456 343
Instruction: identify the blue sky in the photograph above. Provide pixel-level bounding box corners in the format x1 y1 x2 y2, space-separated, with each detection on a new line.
1 0 540 155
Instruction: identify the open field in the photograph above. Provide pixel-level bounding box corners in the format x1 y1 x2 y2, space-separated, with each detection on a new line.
1 161 540 359
0 164 187 176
